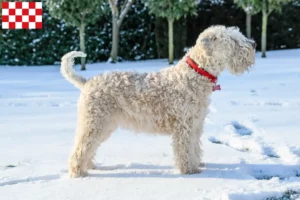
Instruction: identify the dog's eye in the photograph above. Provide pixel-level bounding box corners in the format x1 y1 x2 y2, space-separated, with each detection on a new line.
212 36 217 41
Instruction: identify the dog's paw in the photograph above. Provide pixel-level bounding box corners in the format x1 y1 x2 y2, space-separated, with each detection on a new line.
87 161 96 170
179 167 202 174
190 167 202 174
68 167 87 178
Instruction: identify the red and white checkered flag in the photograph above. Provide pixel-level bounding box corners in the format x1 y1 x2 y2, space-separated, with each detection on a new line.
2 2 42 29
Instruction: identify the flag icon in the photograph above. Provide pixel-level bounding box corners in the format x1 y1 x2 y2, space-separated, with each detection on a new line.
2 2 42 29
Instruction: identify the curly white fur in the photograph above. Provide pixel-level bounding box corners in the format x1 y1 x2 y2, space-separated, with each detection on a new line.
62 25 256 178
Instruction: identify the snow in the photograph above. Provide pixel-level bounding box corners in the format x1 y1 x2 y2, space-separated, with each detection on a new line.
1 49 300 200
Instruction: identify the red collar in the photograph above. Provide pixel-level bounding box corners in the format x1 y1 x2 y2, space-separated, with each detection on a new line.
186 56 221 91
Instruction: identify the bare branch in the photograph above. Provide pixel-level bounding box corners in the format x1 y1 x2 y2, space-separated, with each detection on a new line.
267 7 273 15
120 0 128 13
117 0 134 27
109 0 118 15
241 5 247 12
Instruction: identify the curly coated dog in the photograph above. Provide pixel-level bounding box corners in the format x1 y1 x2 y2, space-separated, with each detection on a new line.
61 25 256 178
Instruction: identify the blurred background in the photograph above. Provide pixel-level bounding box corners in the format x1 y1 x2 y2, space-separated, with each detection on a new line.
0 0 299 67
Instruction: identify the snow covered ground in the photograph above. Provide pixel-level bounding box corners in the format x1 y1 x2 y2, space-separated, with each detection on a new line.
0 49 300 200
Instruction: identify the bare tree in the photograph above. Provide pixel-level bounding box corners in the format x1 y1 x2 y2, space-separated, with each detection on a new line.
234 0 260 38
258 0 291 57
46 0 105 70
144 0 197 64
108 0 135 63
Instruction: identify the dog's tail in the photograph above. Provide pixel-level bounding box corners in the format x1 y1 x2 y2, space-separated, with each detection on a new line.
61 51 87 90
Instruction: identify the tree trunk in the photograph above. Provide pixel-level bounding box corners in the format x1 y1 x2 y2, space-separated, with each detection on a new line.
155 18 162 58
110 17 119 63
168 18 174 64
79 22 86 70
246 12 251 38
261 0 268 58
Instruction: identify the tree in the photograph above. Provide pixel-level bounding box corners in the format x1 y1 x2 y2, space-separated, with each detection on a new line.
234 0 260 38
144 0 198 64
108 0 135 63
257 0 291 57
46 0 105 70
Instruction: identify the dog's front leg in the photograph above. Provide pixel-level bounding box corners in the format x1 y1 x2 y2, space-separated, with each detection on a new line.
172 125 201 174
193 126 204 168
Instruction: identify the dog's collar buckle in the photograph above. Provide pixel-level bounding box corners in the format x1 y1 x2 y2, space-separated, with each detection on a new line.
186 56 221 92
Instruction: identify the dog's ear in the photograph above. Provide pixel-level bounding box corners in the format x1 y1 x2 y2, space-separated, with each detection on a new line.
199 36 217 53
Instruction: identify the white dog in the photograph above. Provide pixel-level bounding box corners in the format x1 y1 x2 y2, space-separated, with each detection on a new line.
61 25 256 178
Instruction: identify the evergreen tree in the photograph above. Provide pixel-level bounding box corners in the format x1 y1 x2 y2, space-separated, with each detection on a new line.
144 0 198 64
45 0 105 70
234 0 260 38
108 0 135 63
256 0 291 57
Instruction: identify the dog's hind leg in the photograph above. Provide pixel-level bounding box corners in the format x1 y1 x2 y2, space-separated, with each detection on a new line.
84 123 115 171
68 101 115 178
68 118 115 178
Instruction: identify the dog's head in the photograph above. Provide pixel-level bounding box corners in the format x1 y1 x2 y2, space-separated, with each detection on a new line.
196 25 256 75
